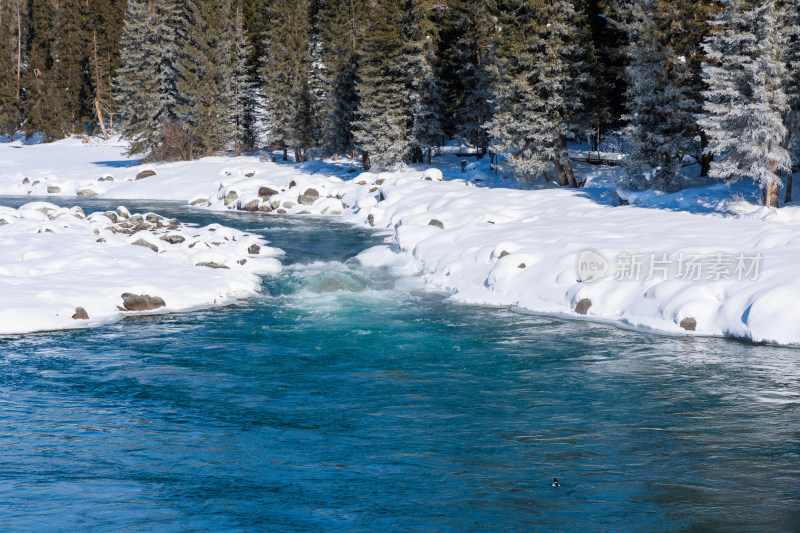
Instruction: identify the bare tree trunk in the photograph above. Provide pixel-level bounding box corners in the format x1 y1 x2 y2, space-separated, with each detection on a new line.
700 131 713 177
362 151 371 171
785 120 795 204
426 147 431 165
766 181 779 207
558 134 578 188
587 134 590 162
95 100 109 140
785 171 793 204
91 31 110 140
595 127 600 160
765 159 780 207
282 147 287 161
553 154 569 187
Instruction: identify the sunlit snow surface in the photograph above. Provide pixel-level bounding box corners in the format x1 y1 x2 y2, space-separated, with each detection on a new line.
0 198 282 334
2 135 800 343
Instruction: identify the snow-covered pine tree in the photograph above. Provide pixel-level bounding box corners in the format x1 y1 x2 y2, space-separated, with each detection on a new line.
575 0 627 152
785 2 800 168
86 0 127 139
486 0 589 186
402 0 445 164
114 0 181 156
781 0 799 202
50 0 90 133
317 0 369 159
261 0 318 162
174 0 235 157
622 0 697 191
352 0 408 170
231 5 256 155
699 0 791 207
441 0 497 154
0 1 22 135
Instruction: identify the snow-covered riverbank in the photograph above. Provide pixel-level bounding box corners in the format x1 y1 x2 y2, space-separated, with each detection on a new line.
2 136 800 344
0 198 282 335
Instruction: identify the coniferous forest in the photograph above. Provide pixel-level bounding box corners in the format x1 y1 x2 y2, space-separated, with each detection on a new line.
0 0 798 203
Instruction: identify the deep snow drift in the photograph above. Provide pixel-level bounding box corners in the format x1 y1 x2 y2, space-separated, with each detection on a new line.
0 199 282 334
2 135 799 344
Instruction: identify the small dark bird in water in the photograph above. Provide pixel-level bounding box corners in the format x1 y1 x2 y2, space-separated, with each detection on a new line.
552 478 560 487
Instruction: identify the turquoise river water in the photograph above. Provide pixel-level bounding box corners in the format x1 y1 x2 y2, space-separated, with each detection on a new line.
0 197 799 532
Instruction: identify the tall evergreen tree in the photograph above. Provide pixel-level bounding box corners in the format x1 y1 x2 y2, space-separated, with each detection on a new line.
174 0 235 157
781 0 799 202
402 0 445 163
699 0 791 207
352 0 407 169
86 0 127 137
0 1 22 135
231 5 258 155
576 0 628 145
785 2 800 169
440 0 497 153
114 0 181 156
261 0 318 162
21 0 61 139
622 0 697 191
317 0 369 159
486 0 589 186
51 0 91 132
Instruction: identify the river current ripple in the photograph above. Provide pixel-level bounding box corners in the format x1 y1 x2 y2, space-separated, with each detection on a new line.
0 198 798 532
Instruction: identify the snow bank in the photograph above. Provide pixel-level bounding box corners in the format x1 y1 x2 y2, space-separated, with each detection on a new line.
3 136 800 344
0 201 282 335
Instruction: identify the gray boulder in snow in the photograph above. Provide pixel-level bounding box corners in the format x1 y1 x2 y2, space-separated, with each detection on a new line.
224 191 239 206
121 293 166 311
136 169 157 180
575 299 592 315
298 188 320 205
258 186 279 198
428 219 444 229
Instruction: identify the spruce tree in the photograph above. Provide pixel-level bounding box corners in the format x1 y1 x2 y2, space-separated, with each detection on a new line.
785 2 800 169
231 5 257 155
21 0 60 140
402 0 445 163
576 0 628 148
317 0 369 159
261 0 318 162
352 0 407 170
781 0 799 202
440 0 497 153
486 0 589 186
0 2 22 135
51 0 91 132
86 0 127 138
699 0 791 207
174 0 235 157
622 0 697 191
114 0 181 156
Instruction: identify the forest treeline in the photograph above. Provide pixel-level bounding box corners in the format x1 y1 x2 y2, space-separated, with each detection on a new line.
0 0 798 203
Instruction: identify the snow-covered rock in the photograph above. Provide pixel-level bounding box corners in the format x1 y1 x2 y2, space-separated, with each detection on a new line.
0 201 283 334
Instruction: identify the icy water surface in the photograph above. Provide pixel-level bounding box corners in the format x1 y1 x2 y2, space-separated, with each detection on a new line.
1 197 799 532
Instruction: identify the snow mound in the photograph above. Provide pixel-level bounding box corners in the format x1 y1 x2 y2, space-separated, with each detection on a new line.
0 202 283 335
